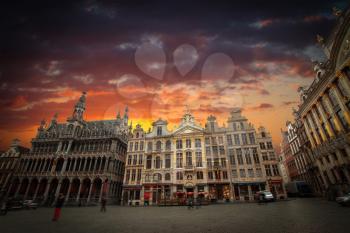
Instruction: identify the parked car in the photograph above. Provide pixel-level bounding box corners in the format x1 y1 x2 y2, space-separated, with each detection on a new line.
256 191 275 202
6 199 23 210
23 200 38 209
336 193 350 206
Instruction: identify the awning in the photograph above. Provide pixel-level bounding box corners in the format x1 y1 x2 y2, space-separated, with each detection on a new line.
144 192 151 200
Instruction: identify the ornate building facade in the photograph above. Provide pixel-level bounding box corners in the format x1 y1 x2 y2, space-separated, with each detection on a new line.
0 139 29 203
122 108 286 205
293 7 350 198
4 92 129 205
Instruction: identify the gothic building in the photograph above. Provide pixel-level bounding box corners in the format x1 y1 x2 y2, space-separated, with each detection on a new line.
291 7 350 198
5 92 129 205
122 108 285 205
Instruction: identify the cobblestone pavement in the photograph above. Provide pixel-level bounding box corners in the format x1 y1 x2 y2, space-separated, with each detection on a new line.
1 198 349 233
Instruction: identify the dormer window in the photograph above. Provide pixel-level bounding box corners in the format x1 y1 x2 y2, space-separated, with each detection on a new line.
261 132 266 138
157 126 162 136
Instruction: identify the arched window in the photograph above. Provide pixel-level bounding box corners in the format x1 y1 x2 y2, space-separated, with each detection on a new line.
156 141 162 151
153 173 162 182
165 173 171 181
165 140 171 150
147 142 152 152
146 156 152 169
155 156 161 169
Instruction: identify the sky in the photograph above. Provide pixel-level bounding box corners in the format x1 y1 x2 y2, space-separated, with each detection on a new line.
0 0 348 151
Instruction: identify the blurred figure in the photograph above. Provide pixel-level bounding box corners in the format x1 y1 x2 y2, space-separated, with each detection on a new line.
100 196 107 212
52 193 65 221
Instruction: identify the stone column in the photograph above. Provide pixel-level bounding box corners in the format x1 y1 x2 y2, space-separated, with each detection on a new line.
303 118 316 148
61 159 68 175
43 181 51 202
66 140 73 153
76 181 82 202
306 113 321 145
65 181 73 202
32 182 41 200
54 181 62 201
311 108 327 141
323 93 344 132
86 183 93 203
56 142 62 153
331 84 350 125
316 101 335 138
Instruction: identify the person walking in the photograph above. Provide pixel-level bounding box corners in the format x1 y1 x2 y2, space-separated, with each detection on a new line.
100 196 107 212
52 193 65 221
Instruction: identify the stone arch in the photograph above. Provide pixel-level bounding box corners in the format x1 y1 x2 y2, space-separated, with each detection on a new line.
59 178 70 196
18 178 29 196
8 178 20 197
91 178 102 201
27 178 39 199
80 178 91 199
36 178 48 198
69 178 80 198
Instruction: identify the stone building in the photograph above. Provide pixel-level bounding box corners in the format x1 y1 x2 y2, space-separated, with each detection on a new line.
5 92 129 205
122 108 286 205
294 7 350 198
0 139 29 202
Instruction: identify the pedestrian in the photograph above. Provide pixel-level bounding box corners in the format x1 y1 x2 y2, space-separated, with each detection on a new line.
187 196 194 210
52 193 65 221
100 196 107 212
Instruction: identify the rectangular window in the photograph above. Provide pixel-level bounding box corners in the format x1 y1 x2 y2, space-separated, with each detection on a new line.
186 151 192 166
157 126 162 136
240 169 246 178
195 139 201 148
211 137 217 145
133 154 137 165
186 139 191 148
147 142 152 152
232 169 238 178
252 148 260 164
248 168 254 178
205 137 210 145
221 158 226 168
165 154 171 168
176 172 183 180
176 140 182 149
265 165 272 176
262 152 268 161
134 142 139 151
176 153 183 168
267 142 273 149
137 169 142 181
228 148 236 165
272 164 280 176
236 149 243 165
248 132 255 144
127 155 132 165
218 136 223 144
227 135 233 146
256 168 262 177
131 169 136 181
234 134 240 145
196 152 202 167
214 158 220 167
138 154 143 165
244 149 252 164
241 133 248 145
212 146 218 156
196 171 203 179
260 142 266 150
219 145 225 155
140 141 144 150
129 142 133 152
206 146 211 156
223 171 228 179
207 158 212 168
269 152 276 160
208 171 213 179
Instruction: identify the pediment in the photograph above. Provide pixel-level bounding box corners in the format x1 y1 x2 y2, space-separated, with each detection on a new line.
173 125 203 135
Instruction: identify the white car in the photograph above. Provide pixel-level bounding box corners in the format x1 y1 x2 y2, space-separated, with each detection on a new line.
336 193 350 206
23 200 38 209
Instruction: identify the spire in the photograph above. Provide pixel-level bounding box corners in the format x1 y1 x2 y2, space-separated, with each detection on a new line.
72 92 86 121
123 105 129 125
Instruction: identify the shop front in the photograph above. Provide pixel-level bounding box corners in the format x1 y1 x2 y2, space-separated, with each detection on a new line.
208 183 231 202
233 182 266 201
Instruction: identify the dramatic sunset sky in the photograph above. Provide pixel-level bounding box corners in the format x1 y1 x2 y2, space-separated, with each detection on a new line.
0 0 348 150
